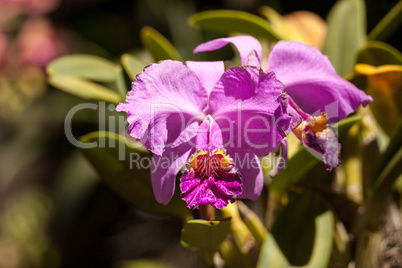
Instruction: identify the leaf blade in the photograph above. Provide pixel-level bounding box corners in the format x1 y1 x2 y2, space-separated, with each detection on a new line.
48 75 122 104
140 26 182 62
181 218 231 252
189 10 281 41
47 54 119 82
323 0 366 76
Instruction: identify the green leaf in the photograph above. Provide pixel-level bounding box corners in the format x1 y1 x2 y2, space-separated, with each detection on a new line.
140 26 182 62
323 0 366 76
368 0 402 41
121 54 147 81
357 41 402 66
48 75 122 104
257 233 290 268
270 114 364 195
181 218 231 252
47 54 119 82
270 149 319 196
371 119 402 190
189 10 281 41
47 54 128 99
78 131 189 219
258 193 334 267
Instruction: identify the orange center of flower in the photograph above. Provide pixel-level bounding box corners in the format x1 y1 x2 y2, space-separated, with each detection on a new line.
293 112 328 140
187 149 233 179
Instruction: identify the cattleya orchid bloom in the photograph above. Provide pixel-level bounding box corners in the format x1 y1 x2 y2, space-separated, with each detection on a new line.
194 36 373 171
116 36 292 209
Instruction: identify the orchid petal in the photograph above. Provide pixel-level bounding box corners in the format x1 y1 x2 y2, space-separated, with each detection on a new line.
267 41 373 122
272 139 288 176
193 35 262 66
228 149 263 200
210 66 291 155
186 61 225 95
196 115 223 152
116 60 207 155
151 141 194 205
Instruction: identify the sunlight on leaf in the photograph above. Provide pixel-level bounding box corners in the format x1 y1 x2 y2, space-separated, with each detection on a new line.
140 26 182 62
181 218 231 252
189 10 281 41
323 0 366 76
47 54 119 82
121 54 147 81
48 75 122 104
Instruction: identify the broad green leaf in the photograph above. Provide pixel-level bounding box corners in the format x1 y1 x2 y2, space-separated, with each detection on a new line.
48 75 121 104
304 210 335 267
47 54 119 82
270 149 319 196
323 0 366 76
257 233 289 268
270 114 364 195
355 64 402 135
357 41 402 66
181 218 231 252
121 54 147 81
258 193 334 267
368 0 402 41
78 131 189 219
189 10 281 41
140 26 182 62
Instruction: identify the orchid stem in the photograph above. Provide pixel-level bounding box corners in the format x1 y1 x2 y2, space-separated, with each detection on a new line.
199 205 215 221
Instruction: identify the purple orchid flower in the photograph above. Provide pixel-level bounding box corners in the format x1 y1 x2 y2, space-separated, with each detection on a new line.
116 37 292 209
194 36 373 171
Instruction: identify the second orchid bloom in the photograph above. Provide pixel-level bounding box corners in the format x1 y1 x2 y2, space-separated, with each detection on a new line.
117 35 372 209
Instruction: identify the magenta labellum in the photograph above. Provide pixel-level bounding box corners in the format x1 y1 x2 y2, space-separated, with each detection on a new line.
180 116 242 209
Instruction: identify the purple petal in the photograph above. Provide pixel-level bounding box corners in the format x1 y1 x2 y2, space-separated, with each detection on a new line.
196 115 223 152
180 150 242 209
267 41 373 122
193 35 262 66
186 61 224 95
116 60 208 155
228 149 263 200
303 125 340 171
271 139 288 176
151 140 194 205
210 66 292 156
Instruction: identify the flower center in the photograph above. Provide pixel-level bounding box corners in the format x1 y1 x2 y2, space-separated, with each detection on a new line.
179 116 242 210
292 112 340 171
